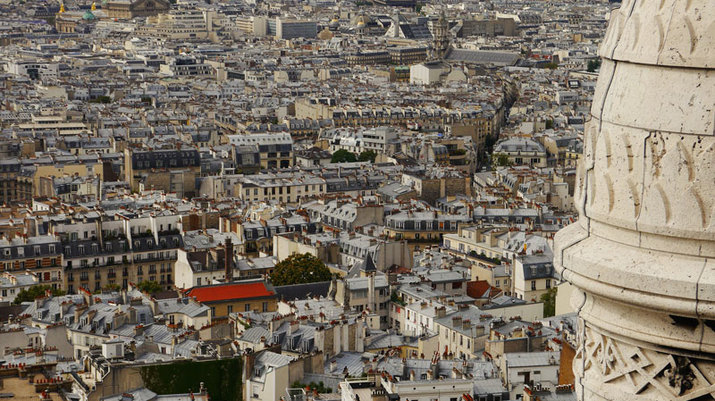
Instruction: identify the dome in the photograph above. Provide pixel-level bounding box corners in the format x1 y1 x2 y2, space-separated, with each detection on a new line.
82 10 96 20
101 0 108 5
352 13 370 27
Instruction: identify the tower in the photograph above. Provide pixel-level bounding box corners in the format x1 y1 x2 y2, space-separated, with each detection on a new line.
553 1 714 400
430 10 450 60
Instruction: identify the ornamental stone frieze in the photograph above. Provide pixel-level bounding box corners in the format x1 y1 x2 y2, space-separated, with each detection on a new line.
553 0 714 400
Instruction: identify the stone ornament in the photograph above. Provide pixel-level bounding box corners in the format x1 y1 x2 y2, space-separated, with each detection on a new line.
554 0 714 400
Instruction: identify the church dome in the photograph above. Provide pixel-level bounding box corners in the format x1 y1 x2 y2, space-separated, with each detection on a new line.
82 10 97 20
329 16 339 28
353 13 370 28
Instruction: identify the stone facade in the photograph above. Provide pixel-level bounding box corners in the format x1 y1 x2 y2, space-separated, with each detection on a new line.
553 1 714 400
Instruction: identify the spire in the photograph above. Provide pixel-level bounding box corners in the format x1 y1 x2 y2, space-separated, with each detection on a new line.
91 1 96 10
59 2 65 13
431 7 450 60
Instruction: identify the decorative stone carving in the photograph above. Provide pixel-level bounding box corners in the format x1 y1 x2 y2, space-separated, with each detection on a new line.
574 324 715 400
553 0 715 400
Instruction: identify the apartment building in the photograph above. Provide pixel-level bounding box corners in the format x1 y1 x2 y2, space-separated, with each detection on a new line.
335 273 390 329
233 172 325 205
0 235 63 290
54 216 182 293
227 132 293 169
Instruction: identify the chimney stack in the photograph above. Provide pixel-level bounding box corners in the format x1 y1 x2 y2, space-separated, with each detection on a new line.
224 237 233 282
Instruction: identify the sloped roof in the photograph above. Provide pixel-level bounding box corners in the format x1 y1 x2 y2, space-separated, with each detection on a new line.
186 282 275 303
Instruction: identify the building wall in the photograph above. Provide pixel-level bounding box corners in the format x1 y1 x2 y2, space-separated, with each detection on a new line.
205 297 277 318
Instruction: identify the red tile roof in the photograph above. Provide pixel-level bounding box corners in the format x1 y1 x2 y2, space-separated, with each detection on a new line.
467 280 502 299
186 282 275 303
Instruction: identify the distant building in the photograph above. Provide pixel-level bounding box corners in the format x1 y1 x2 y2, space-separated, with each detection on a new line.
124 148 202 197
455 18 517 37
275 17 317 39
104 0 170 19
493 138 548 168
227 133 293 169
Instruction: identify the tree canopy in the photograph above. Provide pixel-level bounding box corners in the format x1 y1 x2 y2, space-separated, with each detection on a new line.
587 59 602 72
137 280 163 294
358 150 377 162
493 153 512 167
331 149 357 163
540 287 557 317
13 285 65 304
271 253 332 286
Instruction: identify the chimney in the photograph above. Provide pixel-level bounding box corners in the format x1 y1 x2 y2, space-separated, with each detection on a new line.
435 306 446 318
462 319 471 331
452 316 462 328
224 237 233 282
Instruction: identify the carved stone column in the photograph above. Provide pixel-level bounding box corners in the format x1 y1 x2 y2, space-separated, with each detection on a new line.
553 0 715 400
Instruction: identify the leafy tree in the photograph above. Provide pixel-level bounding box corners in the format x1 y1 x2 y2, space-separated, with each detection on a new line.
97 283 121 293
13 285 65 304
545 119 554 130
331 149 357 163
540 287 558 317
89 95 112 104
493 153 512 167
544 62 558 70
358 150 377 162
137 280 163 294
271 253 332 286
587 59 602 72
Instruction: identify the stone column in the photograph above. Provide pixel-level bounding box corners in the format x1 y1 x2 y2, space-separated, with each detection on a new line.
553 0 714 400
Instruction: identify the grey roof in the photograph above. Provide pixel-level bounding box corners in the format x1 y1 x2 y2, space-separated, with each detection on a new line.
239 326 270 344
101 388 157 401
505 351 559 368
275 281 331 301
445 49 520 66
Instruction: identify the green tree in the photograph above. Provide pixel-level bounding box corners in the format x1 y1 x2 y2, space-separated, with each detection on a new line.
89 95 112 104
13 285 65 304
271 253 332 286
587 59 602 72
331 149 357 163
540 287 557 317
96 283 121 294
544 62 558 70
545 119 554 130
493 153 512 167
358 150 377 162
137 280 163 294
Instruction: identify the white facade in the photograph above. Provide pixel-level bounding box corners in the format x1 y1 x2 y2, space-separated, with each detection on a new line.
410 63 446 85
381 376 473 401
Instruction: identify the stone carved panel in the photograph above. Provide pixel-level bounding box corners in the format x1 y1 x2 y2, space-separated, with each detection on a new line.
582 120 715 243
575 324 715 400
600 0 714 68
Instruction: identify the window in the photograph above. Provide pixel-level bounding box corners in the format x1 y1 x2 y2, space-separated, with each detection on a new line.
546 279 551 289
262 302 268 312
227 305 233 313
244 303 251 312
531 280 536 291
210 307 215 316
